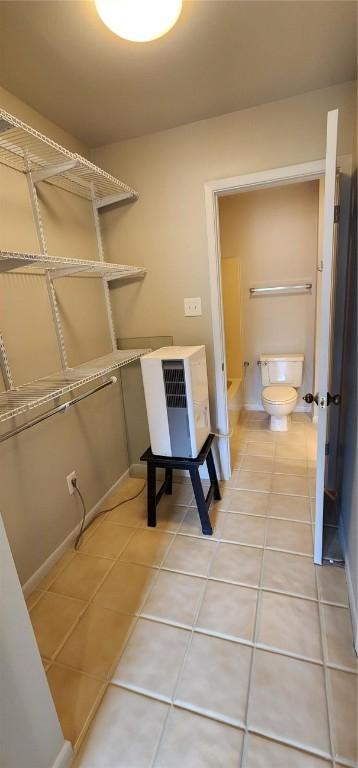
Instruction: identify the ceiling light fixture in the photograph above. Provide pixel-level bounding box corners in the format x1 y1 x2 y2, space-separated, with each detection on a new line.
94 0 183 43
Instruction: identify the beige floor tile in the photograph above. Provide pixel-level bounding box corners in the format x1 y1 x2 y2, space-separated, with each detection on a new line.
119 529 173 567
155 706 244 768
175 633 252 725
210 542 263 587
262 549 317 599
329 669 358 765
94 561 156 614
107 497 147 527
257 592 322 660
196 581 258 642
267 493 311 522
233 470 272 492
37 550 76 590
246 431 275 444
30 592 86 659
306 460 316 478
113 618 190 700
244 733 330 767
26 589 44 610
105 477 146 506
271 474 309 497
231 449 243 469
179 506 227 539
240 455 274 473
162 535 216 577
153 503 188 532
80 522 135 559
309 479 316 498
322 605 357 671
50 554 112 601
273 458 308 476
316 565 348 606
245 441 275 457
74 686 168 768
226 489 269 516
57 604 134 678
249 650 331 754
275 443 307 460
167 482 194 507
141 570 205 627
47 664 105 748
223 513 266 547
266 519 313 555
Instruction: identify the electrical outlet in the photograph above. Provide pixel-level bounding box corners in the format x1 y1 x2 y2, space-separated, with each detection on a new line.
184 297 202 316
66 471 77 495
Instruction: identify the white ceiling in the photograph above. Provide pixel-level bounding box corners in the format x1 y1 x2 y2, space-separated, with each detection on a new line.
0 1 356 147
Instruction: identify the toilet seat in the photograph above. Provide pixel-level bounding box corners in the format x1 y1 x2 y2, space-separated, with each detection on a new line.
262 385 297 404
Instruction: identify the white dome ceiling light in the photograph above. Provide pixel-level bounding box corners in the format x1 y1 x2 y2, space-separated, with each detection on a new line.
94 0 183 43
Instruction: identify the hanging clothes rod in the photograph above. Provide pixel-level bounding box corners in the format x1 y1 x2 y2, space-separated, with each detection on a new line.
0 375 117 444
249 283 312 296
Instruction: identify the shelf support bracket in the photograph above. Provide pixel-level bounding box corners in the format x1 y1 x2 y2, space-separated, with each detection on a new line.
31 159 80 184
91 185 117 352
0 333 14 390
25 160 69 370
95 192 136 209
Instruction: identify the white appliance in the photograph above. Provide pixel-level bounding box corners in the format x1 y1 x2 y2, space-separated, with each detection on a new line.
140 346 211 457
260 353 304 432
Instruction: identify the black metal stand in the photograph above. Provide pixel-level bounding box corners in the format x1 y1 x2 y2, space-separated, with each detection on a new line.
140 434 221 535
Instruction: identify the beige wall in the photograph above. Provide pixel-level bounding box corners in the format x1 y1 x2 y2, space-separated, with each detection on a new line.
92 82 355 427
218 181 319 407
0 87 130 584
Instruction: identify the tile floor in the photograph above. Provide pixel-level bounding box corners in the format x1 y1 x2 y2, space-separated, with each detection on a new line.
26 412 357 767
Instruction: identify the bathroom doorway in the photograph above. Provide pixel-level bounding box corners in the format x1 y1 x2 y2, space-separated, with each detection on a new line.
205 109 352 565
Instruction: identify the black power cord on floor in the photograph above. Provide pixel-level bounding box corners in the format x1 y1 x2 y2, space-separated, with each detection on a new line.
72 477 146 550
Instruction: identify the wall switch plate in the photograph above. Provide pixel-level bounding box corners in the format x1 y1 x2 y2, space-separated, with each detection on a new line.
184 297 202 316
66 471 77 495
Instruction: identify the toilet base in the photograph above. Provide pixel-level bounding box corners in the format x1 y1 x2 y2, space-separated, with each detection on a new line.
270 414 290 432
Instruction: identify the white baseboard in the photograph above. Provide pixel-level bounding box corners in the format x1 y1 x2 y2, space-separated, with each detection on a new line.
52 741 73 768
22 468 130 597
244 402 311 413
340 525 358 655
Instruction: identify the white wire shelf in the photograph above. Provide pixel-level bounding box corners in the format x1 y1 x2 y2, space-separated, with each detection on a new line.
0 349 150 424
0 108 137 205
0 250 146 281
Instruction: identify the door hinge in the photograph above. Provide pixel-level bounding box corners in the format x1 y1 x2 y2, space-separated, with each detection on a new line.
325 442 330 456
334 204 340 224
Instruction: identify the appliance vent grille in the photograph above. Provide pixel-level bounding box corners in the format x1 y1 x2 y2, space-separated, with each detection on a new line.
163 361 187 409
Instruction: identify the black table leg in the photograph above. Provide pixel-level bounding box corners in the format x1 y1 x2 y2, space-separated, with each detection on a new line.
147 462 157 527
165 467 173 495
206 448 221 500
189 467 213 535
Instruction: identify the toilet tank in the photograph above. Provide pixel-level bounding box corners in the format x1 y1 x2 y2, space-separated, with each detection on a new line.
260 354 304 387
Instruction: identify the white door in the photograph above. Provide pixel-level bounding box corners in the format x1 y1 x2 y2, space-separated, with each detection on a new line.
306 109 340 565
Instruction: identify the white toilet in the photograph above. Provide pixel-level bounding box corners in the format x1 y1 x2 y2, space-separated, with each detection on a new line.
260 353 304 431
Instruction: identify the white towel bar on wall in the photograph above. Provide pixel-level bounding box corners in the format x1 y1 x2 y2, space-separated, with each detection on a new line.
249 283 312 296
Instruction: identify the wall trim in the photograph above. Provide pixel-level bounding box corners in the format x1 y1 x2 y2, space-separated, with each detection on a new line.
205 157 326 481
52 741 73 768
340 524 358 655
22 468 130 596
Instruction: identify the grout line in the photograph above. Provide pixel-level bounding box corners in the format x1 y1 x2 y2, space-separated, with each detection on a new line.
239 506 268 768
312 497 337 768
149 529 222 768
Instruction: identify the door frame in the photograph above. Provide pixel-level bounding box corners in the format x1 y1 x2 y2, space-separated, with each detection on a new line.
204 159 326 481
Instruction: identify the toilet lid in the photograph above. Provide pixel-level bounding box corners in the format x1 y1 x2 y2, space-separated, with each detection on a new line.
263 385 297 403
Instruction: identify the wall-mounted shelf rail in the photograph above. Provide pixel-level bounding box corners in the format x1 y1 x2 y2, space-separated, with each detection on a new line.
0 250 146 281
0 349 150 425
0 108 137 206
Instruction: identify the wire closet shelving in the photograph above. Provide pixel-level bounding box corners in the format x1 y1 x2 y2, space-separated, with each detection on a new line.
0 109 148 433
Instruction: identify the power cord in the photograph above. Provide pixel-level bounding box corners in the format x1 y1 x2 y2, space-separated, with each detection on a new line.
72 476 146 550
